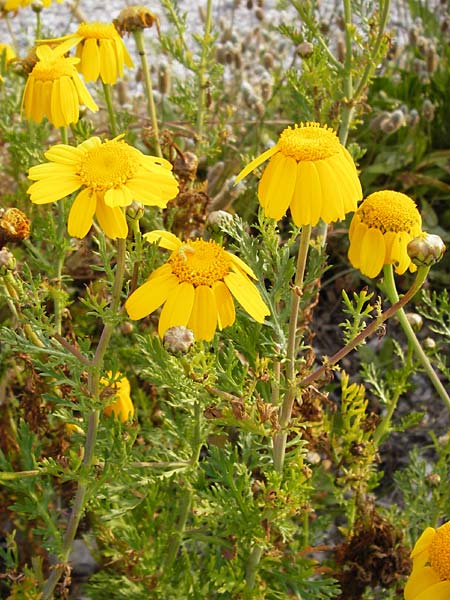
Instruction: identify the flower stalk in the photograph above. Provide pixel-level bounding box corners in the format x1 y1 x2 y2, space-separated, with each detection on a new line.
196 0 213 145
102 82 118 136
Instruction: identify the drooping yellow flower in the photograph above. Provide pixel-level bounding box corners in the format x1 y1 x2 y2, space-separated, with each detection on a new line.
43 22 134 84
235 122 362 226
125 230 270 342
27 136 179 239
101 372 134 423
348 190 423 278
22 42 98 128
404 521 450 600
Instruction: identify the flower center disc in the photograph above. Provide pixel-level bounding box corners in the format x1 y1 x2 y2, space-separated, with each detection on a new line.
169 240 232 286
78 22 118 40
78 140 141 191
33 56 74 81
429 522 450 581
277 122 341 161
358 190 422 234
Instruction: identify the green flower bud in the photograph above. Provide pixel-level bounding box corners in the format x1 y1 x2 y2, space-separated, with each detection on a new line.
407 233 446 267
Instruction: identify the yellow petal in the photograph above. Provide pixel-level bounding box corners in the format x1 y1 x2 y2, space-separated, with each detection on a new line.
314 159 346 224
125 271 179 320
27 176 82 204
126 172 179 206
187 285 218 341
257 153 293 220
391 232 411 274
99 39 118 84
54 76 79 127
144 230 181 251
225 269 269 323
214 281 235 330
80 38 100 82
348 221 367 270
290 161 322 226
72 72 98 113
229 253 257 279
30 79 45 123
95 196 128 239
404 565 440 600
235 145 279 183
148 263 173 281
359 227 385 278
44 144 83 166
327 152 362 208
104 185 134 208
158 281 195 337
67 188 96 238
28 162 78 180
414 581 450 600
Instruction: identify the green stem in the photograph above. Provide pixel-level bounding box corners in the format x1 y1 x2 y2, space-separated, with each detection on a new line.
102 82 118 136
244 544 264 595
132 29 162 157
196 0 213 145
41 238 127 600
273 225 312 473
300 266 431 390
338 0 354 147
381 265 450 411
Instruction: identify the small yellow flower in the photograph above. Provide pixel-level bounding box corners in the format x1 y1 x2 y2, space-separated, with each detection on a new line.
404 521 450 599
235 122 362 226
125 230 270 342
27 135 179 239
0 43 16 64
3 0 63 9
44 22 134 84
22 42 98 128
101 373 134 423
348 190 423 278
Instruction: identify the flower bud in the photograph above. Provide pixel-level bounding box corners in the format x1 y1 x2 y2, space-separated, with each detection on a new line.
297 41 314 57
114 6 160 35
407 233 446 267
422 98 435 121
206 210 233 231
426 44 439 73
423 337 436 351
0 247 16 274
158 62 171 95
405 312 423 332
173 151 199 182
163 326 195 354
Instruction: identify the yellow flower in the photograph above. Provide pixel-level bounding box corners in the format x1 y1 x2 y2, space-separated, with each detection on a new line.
0 43 16 64
22 42 98 128
44 22 134 84
101 373 134 423
27 135 179 239
125 230 270 342
3 0 62 9
404 521 450 600
348 190 423 278
235 122 362 226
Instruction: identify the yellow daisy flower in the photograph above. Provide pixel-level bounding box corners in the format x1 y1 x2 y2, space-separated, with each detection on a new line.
101 372 134 423
125 230 270 342
0 43 16 64
235 121 362 226
3 0 62 9
22 42 98 128
404 521 450 600
27 136 179 239
348 190 423 278
44 22 134 84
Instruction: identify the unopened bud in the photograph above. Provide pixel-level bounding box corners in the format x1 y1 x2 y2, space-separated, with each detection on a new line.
0 247 15 274
297 41 314 57
158 63 171 95
206 210 233 231
405 312 423 331
425 473 441 487
31 0 44 13
163 326 195 353
422 98 435 121
262 51 274 69
407 109 420 127
423 337 436 351
407 233 446 267
426 44 439 73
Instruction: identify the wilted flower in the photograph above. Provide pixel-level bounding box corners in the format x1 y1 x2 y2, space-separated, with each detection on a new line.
235 122 362 226
113 5 160 35
348 190 423 278
404 520 450 599
27 135 179 239
125 230 270 341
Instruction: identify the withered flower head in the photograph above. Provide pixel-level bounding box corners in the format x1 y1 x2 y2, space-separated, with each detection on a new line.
113 6 160 35
0 208 30 245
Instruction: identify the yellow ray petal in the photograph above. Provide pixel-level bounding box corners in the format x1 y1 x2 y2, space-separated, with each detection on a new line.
229 253 257 279
263 155 297 221
140 154 174 171
348 221 367 269
314 159 345 224
214 281 236 330
257 152 284 209
80 38 100 82
187 285 218 341
125 272 179 320
158 281 195 337
328 152 362 207
148 263 173 281
28 162 78 180
95 196 128 239
360 227 385 278
28 176 82 204
224 270 269 323
235 145 279 183
291 161 322 226
125 178 164 207
404 565 440 600
44 144 83 165
414 581 450 600
67 188 96 238
144 230 181 251
391 232 411 274
99 39 117 84
104 185 134 208
72 72 98 113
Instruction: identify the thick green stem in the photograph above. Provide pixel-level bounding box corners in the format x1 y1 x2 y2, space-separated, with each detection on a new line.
382 265 450 411
132 30 162 157
102 82 117 136
41 238 127 599
196 0 213 145
244 544 264 595
300 266 430 389
338 0 354 147
273 225 312 473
